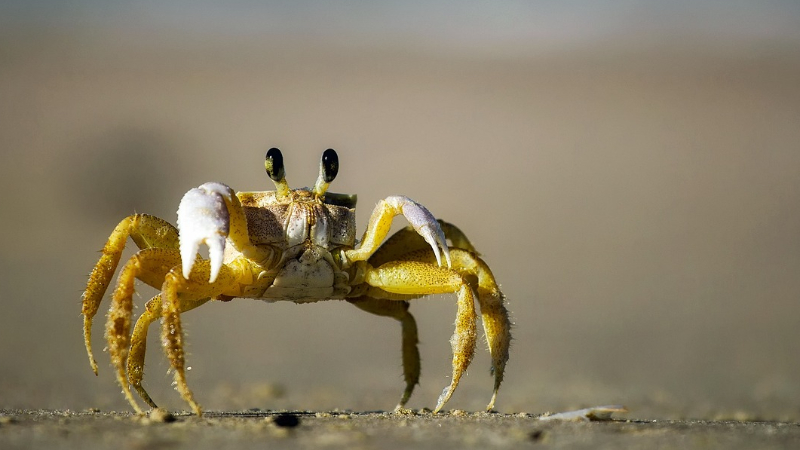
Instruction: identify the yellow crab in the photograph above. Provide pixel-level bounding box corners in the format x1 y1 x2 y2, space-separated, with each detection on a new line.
82 148 511 416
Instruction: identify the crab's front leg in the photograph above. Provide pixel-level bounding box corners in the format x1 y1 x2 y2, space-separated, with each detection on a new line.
160 260 246 415
363 261 478 413
399 247 512 412
345 196 451 267
177 182 267 282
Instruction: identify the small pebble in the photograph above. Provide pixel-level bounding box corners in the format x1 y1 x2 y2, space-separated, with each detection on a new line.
271 413 300 428
0 416 17 425
148 408 176 423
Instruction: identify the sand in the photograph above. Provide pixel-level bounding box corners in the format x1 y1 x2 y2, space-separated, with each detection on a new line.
2 409 799 450
2 12 800 450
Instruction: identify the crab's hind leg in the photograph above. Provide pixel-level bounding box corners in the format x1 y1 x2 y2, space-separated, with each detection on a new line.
449 250 511 411
347 297 421 410
363 261 478 413
82 214 178 375
396 248 512 412
128 295 163 409
368 221 511 410
160 260 246 416
126 293 210 409
106 247 182 413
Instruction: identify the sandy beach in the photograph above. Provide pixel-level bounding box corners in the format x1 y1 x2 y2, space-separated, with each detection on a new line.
2 3 800 448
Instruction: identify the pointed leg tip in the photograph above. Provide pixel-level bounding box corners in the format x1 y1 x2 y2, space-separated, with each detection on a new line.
434 385 452 414
486 391 498 412
395 395 411 413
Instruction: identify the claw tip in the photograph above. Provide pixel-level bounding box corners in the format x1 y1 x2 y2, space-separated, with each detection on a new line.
181 263 192 280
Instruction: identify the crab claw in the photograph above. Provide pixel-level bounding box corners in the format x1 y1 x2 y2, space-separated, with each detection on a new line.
386 196 451 268
177 182 233 283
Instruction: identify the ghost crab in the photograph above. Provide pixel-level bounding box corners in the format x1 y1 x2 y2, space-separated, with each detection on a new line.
82 148 511 416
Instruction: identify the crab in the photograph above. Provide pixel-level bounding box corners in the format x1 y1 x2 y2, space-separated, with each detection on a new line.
82 148 511 416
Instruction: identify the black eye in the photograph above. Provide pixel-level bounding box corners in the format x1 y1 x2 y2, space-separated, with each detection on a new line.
265 147 285 181
321 148 338 183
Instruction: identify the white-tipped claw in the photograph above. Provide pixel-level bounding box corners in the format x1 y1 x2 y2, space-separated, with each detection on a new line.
177 182 233 283
386 196 451 268
419 224 451 268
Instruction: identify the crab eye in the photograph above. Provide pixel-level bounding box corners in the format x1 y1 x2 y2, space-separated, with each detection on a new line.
265 147 285 181
321 148 338 183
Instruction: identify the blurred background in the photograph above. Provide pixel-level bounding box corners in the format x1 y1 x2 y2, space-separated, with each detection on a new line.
1 1 799 420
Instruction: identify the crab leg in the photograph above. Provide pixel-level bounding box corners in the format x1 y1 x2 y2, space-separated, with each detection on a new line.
394 248 511 411
126 293 211 410
105 247 183 413
127 294 163 409
345 196 451 268
82 214 179 375
348 297 421 410
363 261 478 413
160 259 247 415
446 250 511 411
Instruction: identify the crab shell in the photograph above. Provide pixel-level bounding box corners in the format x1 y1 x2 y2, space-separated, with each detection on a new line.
232 189 357 301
